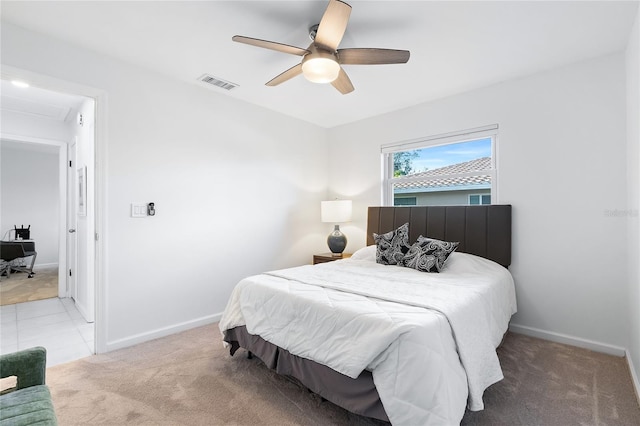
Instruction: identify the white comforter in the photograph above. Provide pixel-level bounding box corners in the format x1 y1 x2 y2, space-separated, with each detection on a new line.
219 251 516 425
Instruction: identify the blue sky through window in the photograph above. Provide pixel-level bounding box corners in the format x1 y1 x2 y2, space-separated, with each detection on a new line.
406 137 492 173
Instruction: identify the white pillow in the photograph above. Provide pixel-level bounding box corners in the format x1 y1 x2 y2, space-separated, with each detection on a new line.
350 245 377 262
443 251 503 274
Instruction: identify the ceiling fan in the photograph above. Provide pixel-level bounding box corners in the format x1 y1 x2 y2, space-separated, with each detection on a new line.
232 0 410 95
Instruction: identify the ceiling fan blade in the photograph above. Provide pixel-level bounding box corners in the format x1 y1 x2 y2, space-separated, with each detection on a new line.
314 0 352 52
331 67 354 94
266 63 304 86
232 35 309 56
338 48 410 65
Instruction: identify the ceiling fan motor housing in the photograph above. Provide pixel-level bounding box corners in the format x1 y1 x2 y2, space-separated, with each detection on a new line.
309 24 320 41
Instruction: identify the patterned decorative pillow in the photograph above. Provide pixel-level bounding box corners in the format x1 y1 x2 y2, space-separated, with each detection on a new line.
401 236 459 273
373 223 411 265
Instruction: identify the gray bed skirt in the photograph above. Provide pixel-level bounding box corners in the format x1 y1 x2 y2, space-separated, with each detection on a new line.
223 326 389 422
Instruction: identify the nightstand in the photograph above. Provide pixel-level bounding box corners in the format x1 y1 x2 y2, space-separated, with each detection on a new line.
313 253 352 265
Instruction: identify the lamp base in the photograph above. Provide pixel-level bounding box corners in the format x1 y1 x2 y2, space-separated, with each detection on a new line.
327 225 347 254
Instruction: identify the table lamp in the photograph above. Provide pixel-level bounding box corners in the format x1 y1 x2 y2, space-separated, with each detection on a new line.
321 200 352 255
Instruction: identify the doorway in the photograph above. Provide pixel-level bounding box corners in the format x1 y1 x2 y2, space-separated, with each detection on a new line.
0 138 65 303
0 77 98 363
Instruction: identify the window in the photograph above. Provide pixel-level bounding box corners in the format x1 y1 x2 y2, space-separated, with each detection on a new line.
382 125 497 206
469 194 491 205
394 197 417 206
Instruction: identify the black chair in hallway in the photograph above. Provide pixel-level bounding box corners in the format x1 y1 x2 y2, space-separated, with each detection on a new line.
0 241 37 278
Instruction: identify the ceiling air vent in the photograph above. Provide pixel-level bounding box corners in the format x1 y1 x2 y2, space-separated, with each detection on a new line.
198 74 238 91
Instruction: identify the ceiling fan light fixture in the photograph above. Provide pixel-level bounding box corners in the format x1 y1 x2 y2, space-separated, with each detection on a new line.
302 54 340 84
11 80 30 89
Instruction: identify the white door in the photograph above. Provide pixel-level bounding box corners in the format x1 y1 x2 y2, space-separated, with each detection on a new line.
67 142 77 300
74 105 95 324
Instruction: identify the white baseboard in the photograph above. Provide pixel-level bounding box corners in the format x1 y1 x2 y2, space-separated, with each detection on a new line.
509 323 626 357
34 262 58 269
74 300 93 324
627 349 640 407
104 313 222 353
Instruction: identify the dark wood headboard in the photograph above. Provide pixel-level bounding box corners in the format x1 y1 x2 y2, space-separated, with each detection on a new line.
367 205 512 267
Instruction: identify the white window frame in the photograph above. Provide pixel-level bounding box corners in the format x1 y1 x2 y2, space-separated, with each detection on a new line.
381 125 498 206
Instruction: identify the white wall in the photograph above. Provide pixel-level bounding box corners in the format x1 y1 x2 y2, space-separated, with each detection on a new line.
626 7 640 395
328 53 629 352
1 23 329 351
0 143 59 265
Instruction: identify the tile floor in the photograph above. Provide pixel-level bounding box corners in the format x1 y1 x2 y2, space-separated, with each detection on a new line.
0 297 94 366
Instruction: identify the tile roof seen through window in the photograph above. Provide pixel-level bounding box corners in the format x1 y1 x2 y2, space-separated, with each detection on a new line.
394 157 491 190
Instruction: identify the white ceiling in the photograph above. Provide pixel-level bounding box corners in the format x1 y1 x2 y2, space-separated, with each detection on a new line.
0 79 85 123
1 1 637 128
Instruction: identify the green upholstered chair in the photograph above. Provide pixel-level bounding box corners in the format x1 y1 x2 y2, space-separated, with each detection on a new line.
0 347 57 426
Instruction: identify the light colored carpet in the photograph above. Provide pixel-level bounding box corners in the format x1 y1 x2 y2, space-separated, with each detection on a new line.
461 333 640 425
46 325 640 425
0 266 58 305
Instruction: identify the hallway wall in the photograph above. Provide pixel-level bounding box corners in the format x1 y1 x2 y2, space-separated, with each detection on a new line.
0 141 59 265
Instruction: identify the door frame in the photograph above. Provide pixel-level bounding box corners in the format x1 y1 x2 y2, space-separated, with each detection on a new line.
2 65 107 354
67 141 77 301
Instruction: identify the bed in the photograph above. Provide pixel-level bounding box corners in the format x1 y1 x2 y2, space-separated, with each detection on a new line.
219 205 516 425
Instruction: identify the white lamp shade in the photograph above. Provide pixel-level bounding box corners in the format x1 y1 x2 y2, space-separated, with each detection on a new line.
321 200 352 223
302 56 340 83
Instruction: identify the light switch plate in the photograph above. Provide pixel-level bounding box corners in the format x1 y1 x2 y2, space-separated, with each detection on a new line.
131 203 147 218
